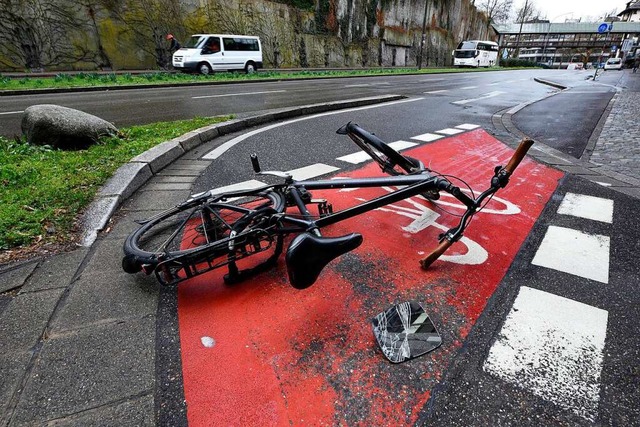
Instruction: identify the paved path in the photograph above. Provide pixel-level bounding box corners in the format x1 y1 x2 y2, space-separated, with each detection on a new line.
1 72 639 425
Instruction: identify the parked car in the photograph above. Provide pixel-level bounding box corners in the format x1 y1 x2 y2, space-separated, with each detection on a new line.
604 58 623 71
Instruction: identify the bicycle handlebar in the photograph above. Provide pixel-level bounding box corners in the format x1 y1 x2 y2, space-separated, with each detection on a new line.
504 138 534 175
419 239 453 270
420 137 535 269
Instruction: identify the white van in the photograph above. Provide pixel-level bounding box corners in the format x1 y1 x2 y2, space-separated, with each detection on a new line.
172 34 263 74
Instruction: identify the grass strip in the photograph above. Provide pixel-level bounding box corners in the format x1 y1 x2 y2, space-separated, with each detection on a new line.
0 67 516 91
0 115 232 251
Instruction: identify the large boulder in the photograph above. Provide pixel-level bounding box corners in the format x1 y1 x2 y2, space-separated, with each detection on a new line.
21 104 119 149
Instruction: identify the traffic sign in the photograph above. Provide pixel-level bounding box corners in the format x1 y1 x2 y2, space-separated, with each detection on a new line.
598 23 608 33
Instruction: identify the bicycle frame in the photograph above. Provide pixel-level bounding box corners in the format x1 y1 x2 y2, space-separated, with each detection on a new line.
279 174 443 232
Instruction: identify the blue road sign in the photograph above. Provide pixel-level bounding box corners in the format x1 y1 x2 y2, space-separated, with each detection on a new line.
598 23 608 33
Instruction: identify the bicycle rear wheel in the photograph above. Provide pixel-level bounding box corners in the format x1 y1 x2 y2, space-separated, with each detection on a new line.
123 191 286 275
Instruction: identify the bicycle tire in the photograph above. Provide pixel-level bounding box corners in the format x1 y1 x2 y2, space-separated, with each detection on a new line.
123 190 285 273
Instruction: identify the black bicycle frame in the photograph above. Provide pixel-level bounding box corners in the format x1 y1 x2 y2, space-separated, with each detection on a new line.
278 174 446 232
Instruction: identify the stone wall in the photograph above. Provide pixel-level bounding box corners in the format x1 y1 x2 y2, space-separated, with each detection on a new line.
0 0 492 71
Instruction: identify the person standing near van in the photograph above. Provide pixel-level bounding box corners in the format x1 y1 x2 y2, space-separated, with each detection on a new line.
166 34 181 53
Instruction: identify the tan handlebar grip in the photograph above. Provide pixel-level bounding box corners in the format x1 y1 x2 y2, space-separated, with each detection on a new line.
420 239 454 270
504 138 534 175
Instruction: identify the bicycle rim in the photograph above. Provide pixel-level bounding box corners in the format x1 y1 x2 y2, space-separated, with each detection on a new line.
125 191 285 264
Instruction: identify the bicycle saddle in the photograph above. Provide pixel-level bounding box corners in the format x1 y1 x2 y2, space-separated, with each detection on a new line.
285 232 363 289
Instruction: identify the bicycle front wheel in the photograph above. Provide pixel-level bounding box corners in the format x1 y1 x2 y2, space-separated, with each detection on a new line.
123 191 286 273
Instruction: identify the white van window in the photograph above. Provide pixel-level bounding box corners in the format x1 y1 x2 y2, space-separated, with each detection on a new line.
203 37 221 54
184 36 204 49
222 37 260 52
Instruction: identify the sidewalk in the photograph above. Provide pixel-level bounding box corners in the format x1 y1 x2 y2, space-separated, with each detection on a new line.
1 75 639 425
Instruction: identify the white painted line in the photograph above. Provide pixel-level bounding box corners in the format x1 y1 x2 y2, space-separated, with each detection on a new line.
287 163 339 180
337 151 374 164
455 123 480 130
345 82 389 88
0 110 24 115
594 181 612 187
411 133 443 142
344 84 370 87
336 140 417 165
532 226 610 284
460 86 478 90
208 179 267 195
452 91 505 105
424 90 449 94
484 286 608 421
487 82 500 86
202 97 423 160
193 90 285 99
435 128 464 136
557 193 614 223
388 140 418 151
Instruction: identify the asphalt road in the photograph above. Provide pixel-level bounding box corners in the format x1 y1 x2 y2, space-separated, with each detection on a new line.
0 69 598 141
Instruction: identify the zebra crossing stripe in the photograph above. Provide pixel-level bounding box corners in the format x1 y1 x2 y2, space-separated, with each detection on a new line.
455 124 481 130
336 141 417 164
484 286 608 421
532 225 610 284
435 128 465 136
557 193 614 223
411 133 443 142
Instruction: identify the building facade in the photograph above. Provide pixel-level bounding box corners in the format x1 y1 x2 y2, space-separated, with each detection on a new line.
493 21 640 67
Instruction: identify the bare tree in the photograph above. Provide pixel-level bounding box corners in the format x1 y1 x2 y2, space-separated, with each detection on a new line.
478 0 514 24
514 0 541 23
112 0 188 68
0 0 91 70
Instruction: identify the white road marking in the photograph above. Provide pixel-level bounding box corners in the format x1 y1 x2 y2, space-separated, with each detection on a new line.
532 225 610 284
594 181 612 187
484 286 608 421
192 90 285 99
455 123 480 130
202 97 423 160
452 91 505 105
411 133 443 142
208 179 267 195
345 82 390 87
557 193 613 223
336 140 418 164
287 163 339 180
424 90 449 94
435 128 464 135
460 86 478 90
0 110 24 115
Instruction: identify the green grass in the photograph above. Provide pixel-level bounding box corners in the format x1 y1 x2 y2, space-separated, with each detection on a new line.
0 115 232 251
0 67 512 91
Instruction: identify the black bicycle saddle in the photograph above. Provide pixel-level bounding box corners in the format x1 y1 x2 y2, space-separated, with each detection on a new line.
285 232 363 289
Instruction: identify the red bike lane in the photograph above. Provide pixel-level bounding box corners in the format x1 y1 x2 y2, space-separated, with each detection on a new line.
176 130 564 426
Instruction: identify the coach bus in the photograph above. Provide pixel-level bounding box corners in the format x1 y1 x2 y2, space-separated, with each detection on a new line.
453 40 499 67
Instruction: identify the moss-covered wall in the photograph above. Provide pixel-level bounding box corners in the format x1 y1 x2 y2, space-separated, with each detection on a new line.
0 0 492 71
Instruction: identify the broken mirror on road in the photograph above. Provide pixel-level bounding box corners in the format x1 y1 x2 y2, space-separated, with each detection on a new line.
372 301 442 363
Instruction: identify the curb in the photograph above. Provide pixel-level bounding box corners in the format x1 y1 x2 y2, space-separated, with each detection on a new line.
79 94 406 246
